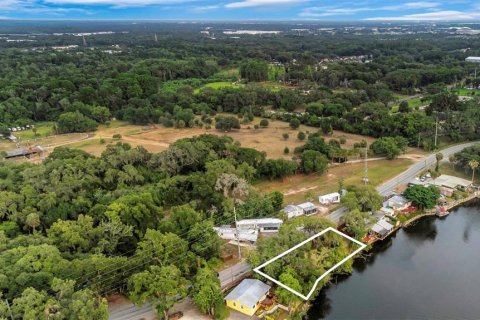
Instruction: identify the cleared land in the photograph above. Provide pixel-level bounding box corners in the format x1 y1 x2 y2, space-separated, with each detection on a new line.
58 119 374 159
255 158 414 204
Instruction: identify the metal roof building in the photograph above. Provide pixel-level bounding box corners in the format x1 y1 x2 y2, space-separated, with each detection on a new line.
466 56 480 63
224 279 270 316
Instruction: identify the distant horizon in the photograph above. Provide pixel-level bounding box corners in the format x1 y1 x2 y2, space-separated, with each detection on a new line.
0 1 479 22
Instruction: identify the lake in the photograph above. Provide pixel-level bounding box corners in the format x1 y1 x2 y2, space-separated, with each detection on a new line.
307 200 480 319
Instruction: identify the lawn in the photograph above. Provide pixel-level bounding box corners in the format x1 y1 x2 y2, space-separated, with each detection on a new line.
439 162 478 184
255 158 414 204
193 81 241 93
452 88 480 96
12 122 55 140
391 96 431 112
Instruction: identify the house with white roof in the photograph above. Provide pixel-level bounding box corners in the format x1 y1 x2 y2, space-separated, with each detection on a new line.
319 192 341 205
236 218 283 233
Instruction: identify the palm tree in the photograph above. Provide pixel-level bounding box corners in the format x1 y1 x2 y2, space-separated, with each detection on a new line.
435 152 443 172
468 159 479 183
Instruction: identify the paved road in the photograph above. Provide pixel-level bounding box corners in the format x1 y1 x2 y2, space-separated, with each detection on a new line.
218 261 251 289
328 141 478 223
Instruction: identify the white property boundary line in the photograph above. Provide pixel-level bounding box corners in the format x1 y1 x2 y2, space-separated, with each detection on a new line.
253 227 367 300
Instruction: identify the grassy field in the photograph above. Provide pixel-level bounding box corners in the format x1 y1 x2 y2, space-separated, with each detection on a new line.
193 81 241 93
452 88 480 96
255 158 414 204
439 162 478 184
391 96 431 112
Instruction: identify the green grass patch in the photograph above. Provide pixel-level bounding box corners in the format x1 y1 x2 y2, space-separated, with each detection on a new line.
452 88 480 96
391 96 430 112
13 122 55 140
439 162 478 184
194 81 241 94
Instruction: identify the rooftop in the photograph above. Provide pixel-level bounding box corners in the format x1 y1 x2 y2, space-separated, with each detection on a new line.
237 218 283 225
433 175 472 189
297 202 316 209
225 279 270 306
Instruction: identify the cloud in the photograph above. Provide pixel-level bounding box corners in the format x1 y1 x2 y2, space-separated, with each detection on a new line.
225 0 307 9
300 1 442 17
367 10 480 21
190 4 219 12
44 0 196 6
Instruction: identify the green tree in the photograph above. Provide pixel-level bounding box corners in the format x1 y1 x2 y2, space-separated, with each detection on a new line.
57 111 98 133
469 159 479 183
301 150 329 174
259 119 269 128
404 185 440 210
297 131 306 141
215 115 240 132
341 209 374 239
435 152 444 172
128 265 188 320
398 100 409 113
192 267 223 316
276 269 303 314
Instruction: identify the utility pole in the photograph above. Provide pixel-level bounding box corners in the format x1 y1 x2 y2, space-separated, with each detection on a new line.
234 206 241 259
82 35 87 47
362 145 369 184
434 116 438 150
154 33 158 43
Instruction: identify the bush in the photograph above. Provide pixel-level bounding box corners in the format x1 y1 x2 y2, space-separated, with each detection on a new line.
284 147 290 154
112 134 122 139
289 118 301 129
259 119 269 128
282 133 289 140
297 131 306 141
339 136 347 144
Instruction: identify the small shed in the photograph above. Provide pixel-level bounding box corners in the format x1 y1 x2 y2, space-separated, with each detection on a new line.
297 202 318 216
319 192 341 205
225 279 271 316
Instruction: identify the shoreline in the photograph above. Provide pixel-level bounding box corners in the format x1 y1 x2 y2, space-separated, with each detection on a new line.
297 194 480 317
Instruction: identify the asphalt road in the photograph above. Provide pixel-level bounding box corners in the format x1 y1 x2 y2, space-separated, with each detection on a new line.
328 141 478 223
218 261 251 289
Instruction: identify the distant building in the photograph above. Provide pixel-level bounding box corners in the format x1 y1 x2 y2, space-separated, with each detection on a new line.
319 192 341 205
466 56 480 63
225 279 270 316
297 202 318 216
5 146 44 159
283 205 304 219
237 218 283 233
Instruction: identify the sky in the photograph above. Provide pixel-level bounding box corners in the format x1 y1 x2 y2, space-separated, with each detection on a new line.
0 0 479 21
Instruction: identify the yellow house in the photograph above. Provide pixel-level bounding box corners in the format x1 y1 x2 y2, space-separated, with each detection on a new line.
224 279 271 316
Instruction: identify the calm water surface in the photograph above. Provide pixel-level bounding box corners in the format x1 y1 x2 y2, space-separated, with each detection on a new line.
307 200 480 319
